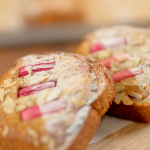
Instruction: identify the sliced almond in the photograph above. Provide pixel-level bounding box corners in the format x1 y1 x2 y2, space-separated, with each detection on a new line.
0 88 4 102
11 70 16 74
114 92 125 104
63 87 68 94
2 125 9 137
115 86 125 93
3 107 15 114
129 92 142 100
4 78 12 85
40 135 49 144
123 80 138 86
73 99 86 108
2 96 16 108
27 128 38 138
5 81 17 88
82 77 91 86
89 73 96 81
122 95 133 105
48 138 55 150
4 89 10 95
16 104 26 111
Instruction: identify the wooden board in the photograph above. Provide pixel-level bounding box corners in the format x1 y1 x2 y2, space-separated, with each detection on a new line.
88 122 150 150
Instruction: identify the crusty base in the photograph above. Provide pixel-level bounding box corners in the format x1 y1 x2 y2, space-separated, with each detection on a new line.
108 101 150 123
68 108 100 150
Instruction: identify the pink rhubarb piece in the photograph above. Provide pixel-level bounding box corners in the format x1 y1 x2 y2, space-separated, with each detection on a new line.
112 68 144 82
19 61 55 77
101 53 131 68
91 37 126 53
18 81 57 97
21 100 66 121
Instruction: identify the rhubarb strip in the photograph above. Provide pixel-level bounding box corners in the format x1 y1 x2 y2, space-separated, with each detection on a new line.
101 53 131 68
21 100 66 121
18 81 57 97
19 61 55 77
91 37 126 53
112 68 144 82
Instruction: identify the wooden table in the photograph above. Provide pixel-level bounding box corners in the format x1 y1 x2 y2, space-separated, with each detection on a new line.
1 44 150 150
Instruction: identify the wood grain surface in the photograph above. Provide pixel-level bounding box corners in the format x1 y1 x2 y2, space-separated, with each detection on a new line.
88 122 150 150
1 45 150 150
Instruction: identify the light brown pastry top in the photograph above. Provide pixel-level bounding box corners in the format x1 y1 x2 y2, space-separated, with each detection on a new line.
77 25 150 60
0 52 113 150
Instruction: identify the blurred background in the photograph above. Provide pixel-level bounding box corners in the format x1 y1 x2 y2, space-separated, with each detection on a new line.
1 0 150 77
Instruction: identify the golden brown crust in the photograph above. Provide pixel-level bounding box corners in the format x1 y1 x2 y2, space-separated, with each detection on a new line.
0 52 115 150
68 109 100 150
108 101 150 123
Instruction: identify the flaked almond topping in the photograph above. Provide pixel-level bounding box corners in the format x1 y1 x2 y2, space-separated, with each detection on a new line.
122 95 133 105
16 104 26 111
89 73 96 81
0 88 4 102
114 92 125 104
129 92 142 100
46 89 61 102
4 89 10 95
77 90 92 100
4 78 12 85
2 125 9 137
63 87 68 94
82 77 91 86
40 135 49 144
73 99 87 109
27 128 38 138
115 86 125 93
2 96 16 108
3 107 15 114
123 80 138 86
48 138 55 150
11 70 16 74
5 81 17 88
33 140 40 148
144 85 150 93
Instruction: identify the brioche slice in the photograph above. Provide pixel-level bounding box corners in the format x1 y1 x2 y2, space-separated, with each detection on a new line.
0 52 115 150
76 25 150 123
